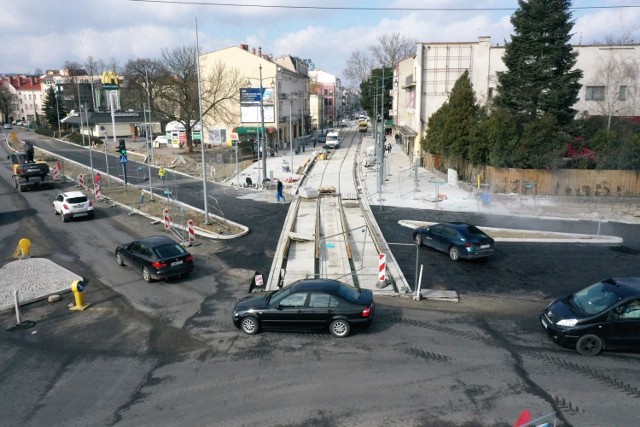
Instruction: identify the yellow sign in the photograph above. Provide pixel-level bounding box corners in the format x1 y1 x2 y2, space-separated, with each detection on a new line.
101 71 119 85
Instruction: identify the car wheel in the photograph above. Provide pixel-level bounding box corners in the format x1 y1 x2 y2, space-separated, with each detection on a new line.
116 252 125 266
240 316 260 335
449 246 460 261
329 319 351 338
142 267 153 283
62 213 68 223
414 234 423 246
576 333 603 356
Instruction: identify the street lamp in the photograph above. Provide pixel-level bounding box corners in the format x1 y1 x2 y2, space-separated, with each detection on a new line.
55 83 62 138
247 65 276 189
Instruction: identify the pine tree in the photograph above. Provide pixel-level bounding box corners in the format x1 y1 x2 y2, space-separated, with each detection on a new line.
495 0 582 129
440 71 479 160
42 87 66 129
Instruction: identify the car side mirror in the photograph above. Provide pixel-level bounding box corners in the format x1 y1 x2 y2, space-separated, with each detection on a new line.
276 304 283 311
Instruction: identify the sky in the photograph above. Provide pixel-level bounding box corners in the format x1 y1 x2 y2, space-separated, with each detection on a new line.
3 0 640 85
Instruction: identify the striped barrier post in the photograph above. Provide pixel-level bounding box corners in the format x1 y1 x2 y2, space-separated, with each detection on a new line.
52 162 61 181
77 174 85 188
187 219 195 244
378 253 386 282
163 209 170 230
94 183 102 200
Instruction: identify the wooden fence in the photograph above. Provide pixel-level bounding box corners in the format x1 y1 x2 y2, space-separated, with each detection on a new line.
421 153 640 197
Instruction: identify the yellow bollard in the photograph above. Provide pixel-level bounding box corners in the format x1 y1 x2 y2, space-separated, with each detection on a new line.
69 280 91 311
13 238 31 259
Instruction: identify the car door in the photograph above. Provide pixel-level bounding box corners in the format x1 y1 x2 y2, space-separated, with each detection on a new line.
53 194 64 213
428 224 449 252
126 242 148 271
606 298 640 349
422 224 443 250
262 291 309 330
305 292 336 329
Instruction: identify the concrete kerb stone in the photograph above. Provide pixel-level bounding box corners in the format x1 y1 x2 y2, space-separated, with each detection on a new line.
398 220 623 245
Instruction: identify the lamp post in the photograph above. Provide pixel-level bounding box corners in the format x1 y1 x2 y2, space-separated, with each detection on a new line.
259 64 267 187
195 17 210 225
55 83 61 138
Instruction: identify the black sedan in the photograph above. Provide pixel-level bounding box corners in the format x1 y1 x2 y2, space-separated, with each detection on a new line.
232 279 375 337
412 222 495 261
540 277 640 356
115 236 194 282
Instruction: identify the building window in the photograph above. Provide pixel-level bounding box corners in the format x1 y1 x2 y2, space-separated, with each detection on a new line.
619 85 628 101
585 86 605 101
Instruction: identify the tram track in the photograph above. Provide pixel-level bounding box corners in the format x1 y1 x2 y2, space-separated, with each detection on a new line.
267 126 406 294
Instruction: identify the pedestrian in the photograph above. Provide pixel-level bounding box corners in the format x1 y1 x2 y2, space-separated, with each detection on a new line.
395 133 401 144
95 172 101 188
276 178 285 203
386 143 392 153
159 165 166 184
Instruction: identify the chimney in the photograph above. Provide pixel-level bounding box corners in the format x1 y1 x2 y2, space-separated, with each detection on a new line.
240 43 249 51
258 47 262 57
252 47 256 55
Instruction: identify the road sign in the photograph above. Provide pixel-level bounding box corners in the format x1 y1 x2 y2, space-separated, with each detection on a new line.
119 154 128 164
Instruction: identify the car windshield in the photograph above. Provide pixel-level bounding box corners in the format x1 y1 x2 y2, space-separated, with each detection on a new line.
154 243 187 258
569 280 623 315
336 283 361 303
463 225 486 236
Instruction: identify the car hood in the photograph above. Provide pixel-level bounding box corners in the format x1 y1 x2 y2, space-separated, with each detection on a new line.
234 293 270 312
544 298 582 323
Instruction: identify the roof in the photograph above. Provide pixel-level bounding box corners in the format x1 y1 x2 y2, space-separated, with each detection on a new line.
290 278 341 293
62 111 164 126
62 191 87 198
396 125 417 137
139 236 179 247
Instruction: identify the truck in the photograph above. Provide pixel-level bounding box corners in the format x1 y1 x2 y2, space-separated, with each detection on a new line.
358 121 368 133
8 151 54 192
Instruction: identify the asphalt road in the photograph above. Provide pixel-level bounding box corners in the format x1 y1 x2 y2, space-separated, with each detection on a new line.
2 129 640 427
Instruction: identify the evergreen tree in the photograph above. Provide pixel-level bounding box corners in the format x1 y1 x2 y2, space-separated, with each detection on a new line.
422 103 449 154
42 86 66 129
440 71 479 160
359 67 393 122
495 0 582 129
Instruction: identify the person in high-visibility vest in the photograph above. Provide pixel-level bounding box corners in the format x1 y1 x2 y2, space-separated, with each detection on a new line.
158 166 166 184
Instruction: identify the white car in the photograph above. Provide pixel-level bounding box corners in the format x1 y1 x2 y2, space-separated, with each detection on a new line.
53 191 95 222
152 135 168 148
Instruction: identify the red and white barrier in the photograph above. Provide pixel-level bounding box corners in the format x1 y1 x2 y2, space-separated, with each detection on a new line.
163 209 170 230
94 183 102 200
187 219 195 244
378 253 386 282
52 161 61 181
77 174 85 188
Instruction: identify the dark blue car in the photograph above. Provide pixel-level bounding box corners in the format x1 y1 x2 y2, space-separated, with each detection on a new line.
412 222 495 261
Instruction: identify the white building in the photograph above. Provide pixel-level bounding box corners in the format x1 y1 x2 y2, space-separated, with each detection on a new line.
394 36 640 159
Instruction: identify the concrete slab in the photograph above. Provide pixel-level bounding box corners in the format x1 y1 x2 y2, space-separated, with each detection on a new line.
0 258 83 311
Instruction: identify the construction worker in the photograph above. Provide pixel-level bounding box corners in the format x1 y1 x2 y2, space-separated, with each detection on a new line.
158 166 166 184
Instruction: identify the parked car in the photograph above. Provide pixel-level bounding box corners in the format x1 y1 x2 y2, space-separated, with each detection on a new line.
53 191 94 222
412 222 495 261
115 235 194 282
232 279 375 337
2 123 12 130
540 276 640 356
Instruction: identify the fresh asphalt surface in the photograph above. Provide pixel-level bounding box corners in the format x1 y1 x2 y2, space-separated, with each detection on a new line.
3 128 640 426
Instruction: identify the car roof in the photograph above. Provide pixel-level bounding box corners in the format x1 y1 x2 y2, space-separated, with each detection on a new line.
139 235 180 247
606 277 640 297
290 279 341 293
62 191 87 198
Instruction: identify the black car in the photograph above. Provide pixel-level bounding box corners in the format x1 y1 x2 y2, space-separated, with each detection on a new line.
115 236 194 282
540 277 640 356
232 279 375 337
412 222 495 261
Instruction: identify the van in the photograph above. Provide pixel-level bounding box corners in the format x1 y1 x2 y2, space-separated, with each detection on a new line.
325 131 340 149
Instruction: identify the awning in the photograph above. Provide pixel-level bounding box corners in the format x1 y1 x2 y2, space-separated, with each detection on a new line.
396 125 417 137
233 126 277 135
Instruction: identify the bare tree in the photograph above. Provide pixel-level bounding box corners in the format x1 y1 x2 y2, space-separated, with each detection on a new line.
369 33 417 67
343 50 374 85
587 50 639 132
122 58 162 110
154 45 244 153
84 55 105 110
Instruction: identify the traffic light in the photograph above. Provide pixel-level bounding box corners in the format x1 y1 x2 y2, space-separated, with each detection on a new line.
118 139 127 155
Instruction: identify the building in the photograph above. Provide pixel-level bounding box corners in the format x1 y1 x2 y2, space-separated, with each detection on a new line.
1 75 43 125
309 70 342 129
393 36 640 160
61 110 162 140
199 44 310 152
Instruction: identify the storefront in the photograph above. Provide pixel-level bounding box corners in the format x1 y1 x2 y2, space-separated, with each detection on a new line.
61 110 162 140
